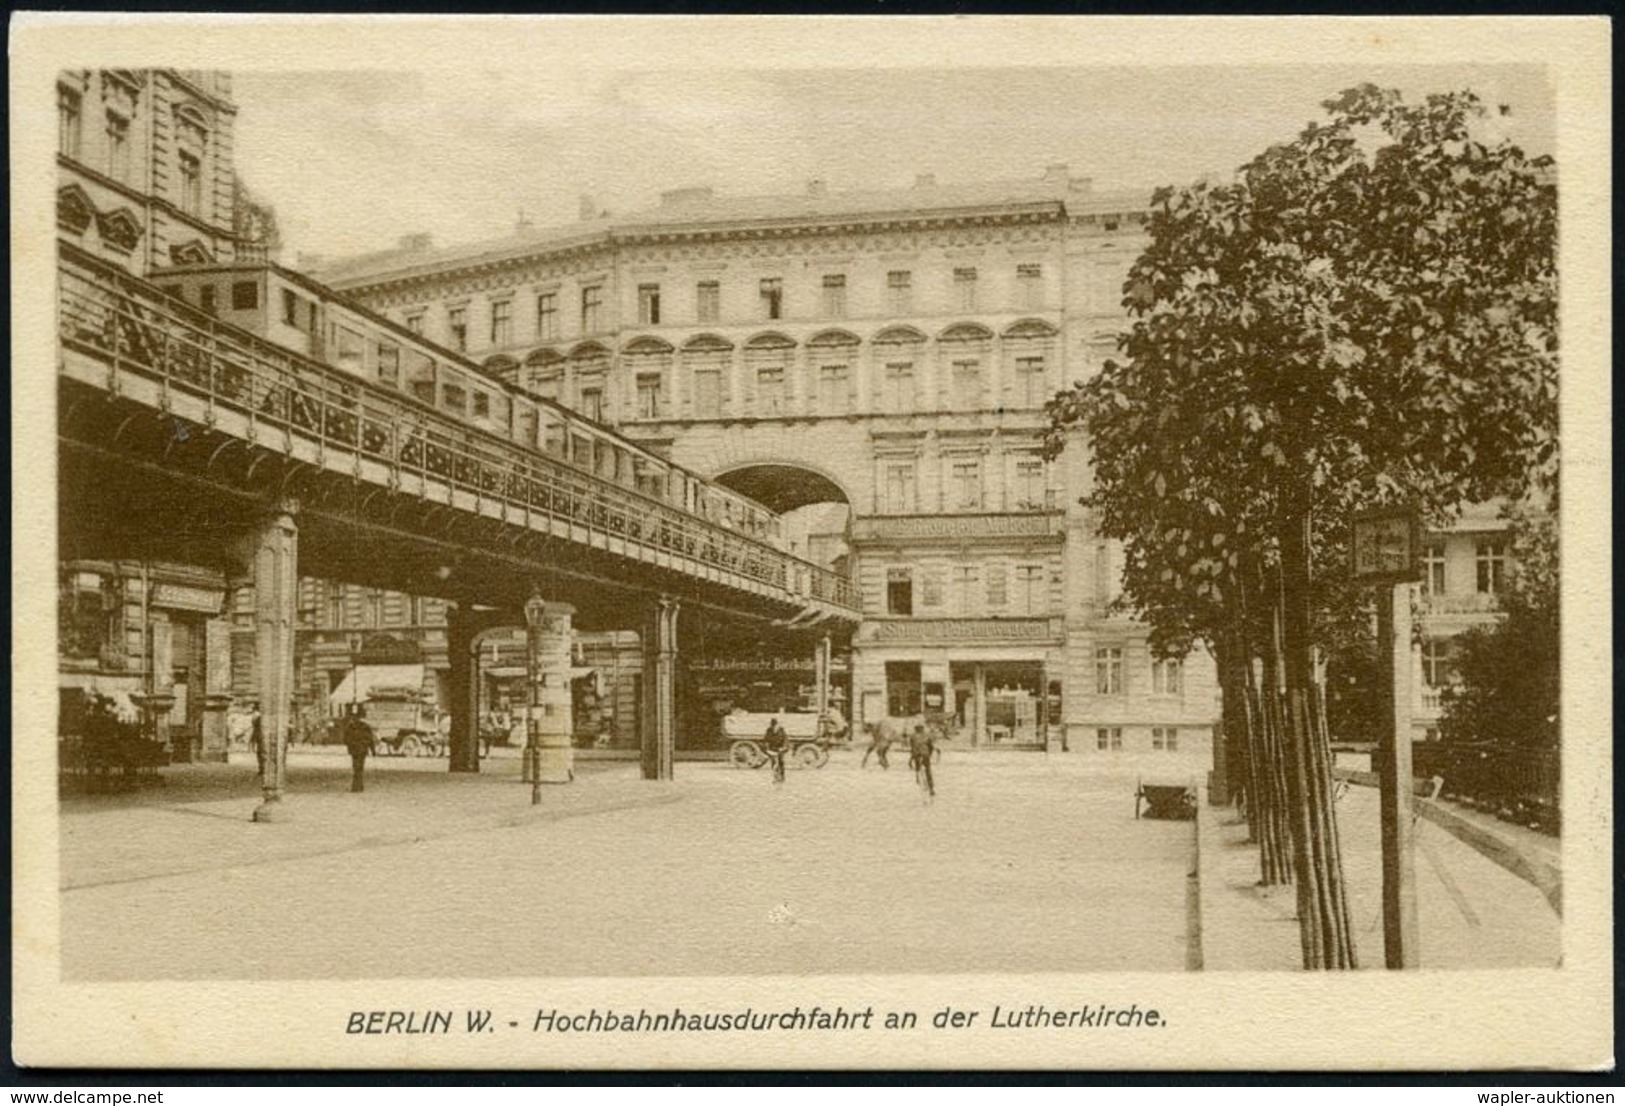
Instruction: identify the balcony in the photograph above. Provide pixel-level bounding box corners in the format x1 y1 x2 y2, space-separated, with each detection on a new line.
851 509 1064 544
1423 592 1502 616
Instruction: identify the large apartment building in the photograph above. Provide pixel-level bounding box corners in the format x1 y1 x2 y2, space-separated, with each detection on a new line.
315 168 1223 756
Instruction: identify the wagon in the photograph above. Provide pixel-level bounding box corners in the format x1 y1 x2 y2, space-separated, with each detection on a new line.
723 710 834 770
1135 777 1196 820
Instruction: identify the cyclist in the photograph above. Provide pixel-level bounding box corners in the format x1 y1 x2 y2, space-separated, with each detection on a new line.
763 717 789 786
908 724 936 800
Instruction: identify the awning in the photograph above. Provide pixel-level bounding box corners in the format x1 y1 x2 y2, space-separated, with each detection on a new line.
329 664 425 706
485 666 597 682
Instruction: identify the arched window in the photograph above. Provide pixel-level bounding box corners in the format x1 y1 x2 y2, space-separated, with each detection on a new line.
1001 318 1059 408
872 326 927 413
937 323 993 410
806 330 860 416
521 347 564 403
744 333 795 417
681 334 734 418
569 341 610 421
623 336 674 420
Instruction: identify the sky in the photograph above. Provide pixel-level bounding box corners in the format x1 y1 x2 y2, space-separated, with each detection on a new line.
231 62 1554 265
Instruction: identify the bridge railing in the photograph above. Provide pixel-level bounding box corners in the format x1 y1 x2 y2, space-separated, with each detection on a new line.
57 247 860 613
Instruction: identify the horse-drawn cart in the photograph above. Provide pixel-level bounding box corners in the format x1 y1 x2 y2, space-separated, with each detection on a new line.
724 710 835 770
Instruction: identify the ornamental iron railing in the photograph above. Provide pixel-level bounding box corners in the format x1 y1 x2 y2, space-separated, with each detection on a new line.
57 246 859 614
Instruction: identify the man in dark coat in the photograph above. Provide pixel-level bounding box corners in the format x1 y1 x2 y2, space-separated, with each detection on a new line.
342 706 374 793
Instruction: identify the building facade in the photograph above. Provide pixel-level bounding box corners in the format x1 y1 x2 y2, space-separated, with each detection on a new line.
56 69 244 760
316 169 1223 756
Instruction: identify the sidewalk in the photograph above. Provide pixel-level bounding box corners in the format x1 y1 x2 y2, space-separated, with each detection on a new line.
1196 783 1562 970
60 753 681 891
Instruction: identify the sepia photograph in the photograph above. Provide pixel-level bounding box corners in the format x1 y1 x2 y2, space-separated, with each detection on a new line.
10 14 1612 1072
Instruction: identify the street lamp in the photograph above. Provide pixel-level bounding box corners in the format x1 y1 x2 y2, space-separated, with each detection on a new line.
523 593 545 806
347 631 364 711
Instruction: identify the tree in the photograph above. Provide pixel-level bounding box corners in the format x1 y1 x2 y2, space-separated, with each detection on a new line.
1046 85 1556 969
233 173 282 256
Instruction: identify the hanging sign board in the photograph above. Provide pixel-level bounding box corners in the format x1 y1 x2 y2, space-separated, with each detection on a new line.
1350 505 1423 585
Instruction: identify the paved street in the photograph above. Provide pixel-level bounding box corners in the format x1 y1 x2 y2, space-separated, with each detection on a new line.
61 750 1197 980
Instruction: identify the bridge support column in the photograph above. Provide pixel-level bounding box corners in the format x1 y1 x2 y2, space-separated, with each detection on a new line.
524 598 576 786
815 633 832 720
641 597 679 781
444 604 485 774
250 504 298 823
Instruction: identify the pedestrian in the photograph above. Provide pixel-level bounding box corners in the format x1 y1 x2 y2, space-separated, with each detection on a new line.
909 724 937 800
342 705 374 794
861 716 895 770
249 702 265 779
763 717 789 785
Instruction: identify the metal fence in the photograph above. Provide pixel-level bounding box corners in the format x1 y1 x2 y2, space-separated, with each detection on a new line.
57 247 860 613
1411 740 1560 833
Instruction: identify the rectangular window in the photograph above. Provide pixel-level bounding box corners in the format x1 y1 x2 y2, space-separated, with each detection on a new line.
231 281 258 310
886 568 913 616
949 458 982 511
199 285 217 316
756 365 785 414
403 350 436 404
696 281 720 323
921 570 944 609
335 326 365 373
581 285 602 333
692 369 722 417
952 359 982 407
281 289 301 327
105 111 130 181
886 270 913 314
1013 457 1045 509
405 311 425 335
819 364 850 415
1422 639 1455 688
1095 646 1123 696
954 267 978 311
885 661 922 717
472 391 491 419
179 151 202 215
1476 541 1506 594
882 461 916 514
821 274 846 317
579 386 604 422
1424 542 1447 595
759 278 782 320
953 565 980 614
1152 726 1179 752
448 306 468 352
882 361 915 412
441 382 467 416
1015 564 1045 616
1096 727 1123 751
1152 658 1184 696
636 373 662 418
1017 263 1045 309
637 284 661 326
1015 354 1047 406
535 292 558 340
986 566 1008 608
58 85 82 159
490 300 512 346
376 343 399 386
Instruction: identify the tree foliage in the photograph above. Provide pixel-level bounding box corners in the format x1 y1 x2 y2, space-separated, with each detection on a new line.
1045 83 1558 968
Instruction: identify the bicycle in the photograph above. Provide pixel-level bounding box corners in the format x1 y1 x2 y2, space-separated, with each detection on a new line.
910 745 935 801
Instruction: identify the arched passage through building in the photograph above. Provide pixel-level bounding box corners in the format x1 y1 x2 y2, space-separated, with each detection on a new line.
681 463 855 753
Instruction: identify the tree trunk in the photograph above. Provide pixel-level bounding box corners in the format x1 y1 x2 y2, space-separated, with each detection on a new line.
1277 503 1358 970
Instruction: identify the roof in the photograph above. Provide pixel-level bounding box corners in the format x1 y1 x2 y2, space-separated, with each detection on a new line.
312 175 1157 290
